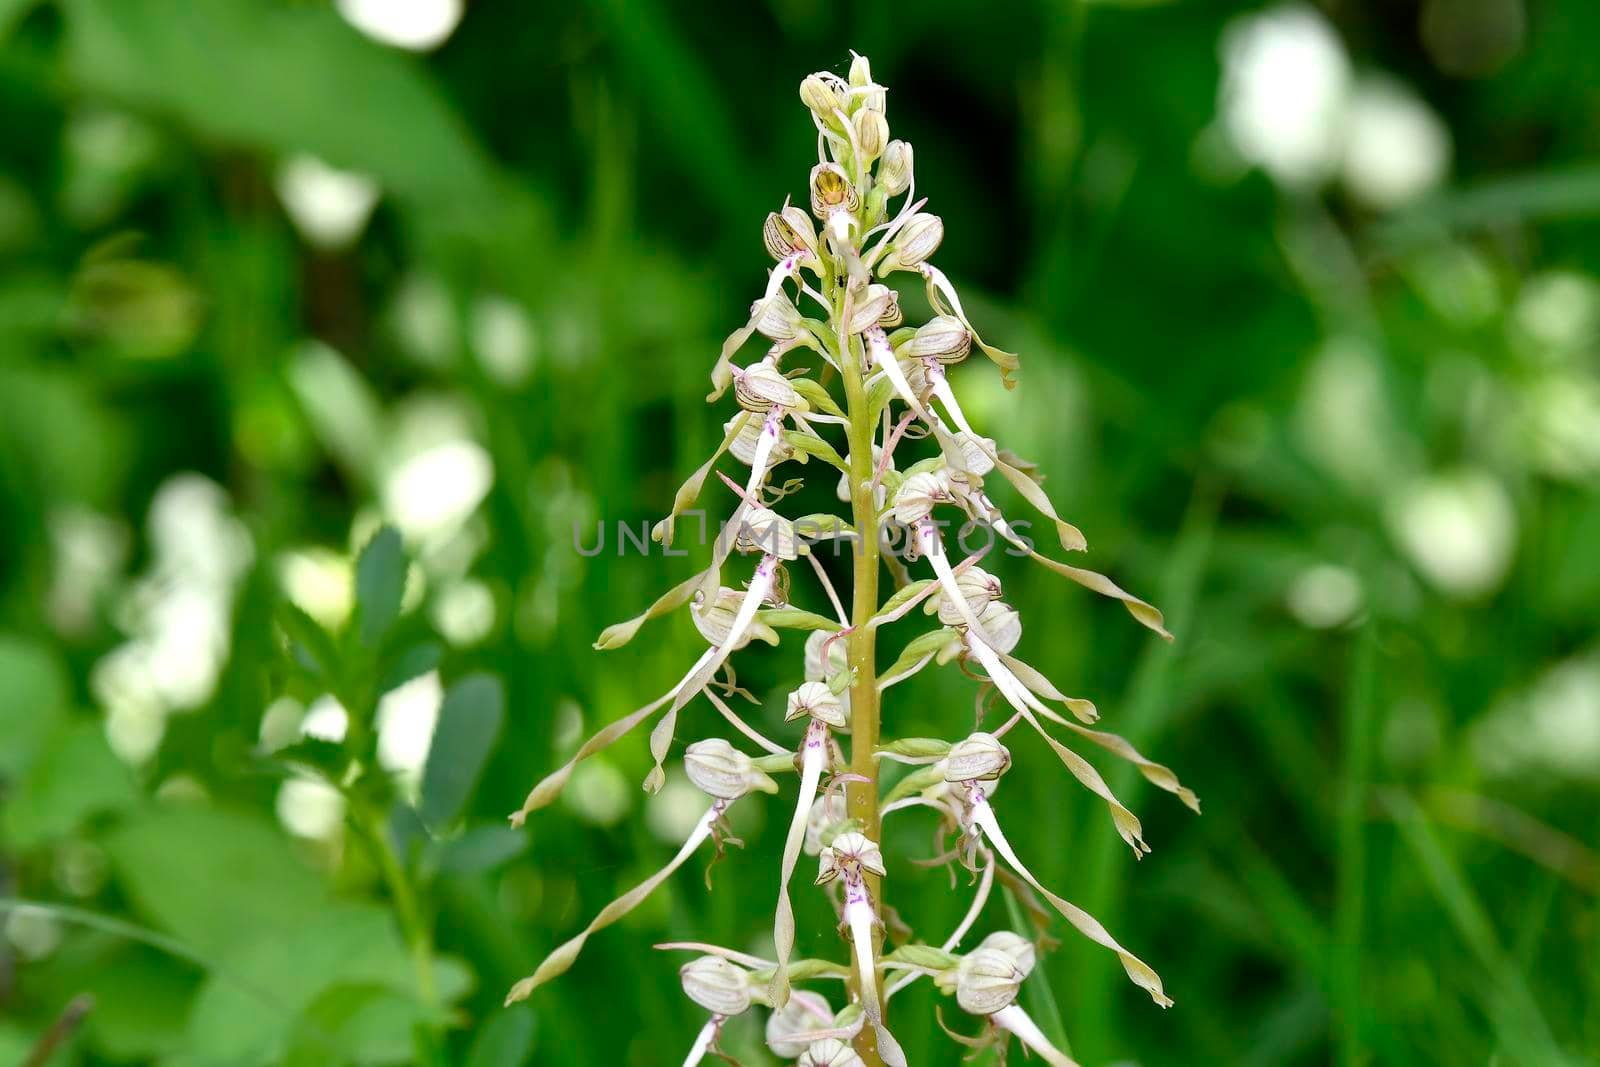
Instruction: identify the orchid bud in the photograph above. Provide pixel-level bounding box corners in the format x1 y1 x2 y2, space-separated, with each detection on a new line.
735 360 800 413
804 629 849 683
800 73 846 127
944 731 1011 783
799 1038 865 1067
904 314 971 363
753 292 808 344
764 205 818 263
693 587 778 649
728 414 795 468
931 565 1001 625
680 955 753 1017
976 930 1037 978
736 507 802 560
810 163 861 222
846 284 895 335
816 830 887 884
879 140 913 196
954 947 1023 1015
766 991 835 1058
941 431 996 478
878 213 943 273
804 791 848 855
975 600 1022 653
853 107 889 164
786 680 849 730
848 52 883 112
685 738 779 799
891 470 949 525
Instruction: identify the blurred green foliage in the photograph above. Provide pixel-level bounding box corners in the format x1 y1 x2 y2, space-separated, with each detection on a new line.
1 0 1597 1065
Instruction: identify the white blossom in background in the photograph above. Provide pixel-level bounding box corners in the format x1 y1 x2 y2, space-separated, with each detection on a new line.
1218 5 1452 206
300 694 351 744
1386 469 1517 598
277 776 347 840
275 155 381 249
432 577 496 646
336 0 464 52
377 670 445 795
277 546 354 629
46 505 129 636
1475 654 1600 783
1286 563 1363 629
1220 5 1352 186
1341 76 1451 208
92 474 253 764
471 294 537 388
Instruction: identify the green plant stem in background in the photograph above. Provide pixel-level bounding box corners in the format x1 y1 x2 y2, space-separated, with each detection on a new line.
351 802 443 1063
842 302 887 1067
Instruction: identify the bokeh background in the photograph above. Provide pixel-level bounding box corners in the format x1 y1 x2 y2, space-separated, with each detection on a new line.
2 0 1597 1064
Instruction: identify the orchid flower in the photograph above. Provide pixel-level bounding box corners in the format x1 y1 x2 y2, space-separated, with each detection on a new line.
507 53 1195 1065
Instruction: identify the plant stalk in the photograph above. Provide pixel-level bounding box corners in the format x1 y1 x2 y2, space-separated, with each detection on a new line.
841 317 886 1066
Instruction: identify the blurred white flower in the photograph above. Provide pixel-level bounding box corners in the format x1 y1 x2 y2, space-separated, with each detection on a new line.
93 475 253 764
383 439 493 544
377 670 444 794
564 759 633 827
1220 5 1351 186
277 546 353 629
1286 563 1363 628
1475 654 1600 782
275 155 380 249
46 505 129 636
337 0 463 52
1295 337 1405 494
301 694 350 744
277 776 347 839
433 577 496 646
1341 76 1451 208
1386 469 1516 598
472 295 537 388
1512 271 1600 358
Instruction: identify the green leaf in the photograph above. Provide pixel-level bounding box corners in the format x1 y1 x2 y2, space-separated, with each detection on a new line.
60 0 496 206
784 428 849 473
871 579 935 624
422 825 528 876
0 0 38 47
789 513 855 541
0 633 71 778
884 765 946 804
277 602 340 683
876 737 951 760
465 1007 536 1067
883 944 959 972
105 806 330 956
756 607 844 633
788 377 845 418
380 642 443 695
268 737 351 783
419 674 504 828
355 525 406 647
878 628 958 683
2 720 138 849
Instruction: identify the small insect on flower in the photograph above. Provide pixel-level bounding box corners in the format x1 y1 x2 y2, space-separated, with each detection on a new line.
502 54 1193 1067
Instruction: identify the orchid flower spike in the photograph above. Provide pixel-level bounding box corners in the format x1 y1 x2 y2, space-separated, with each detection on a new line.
506 54 1194 1065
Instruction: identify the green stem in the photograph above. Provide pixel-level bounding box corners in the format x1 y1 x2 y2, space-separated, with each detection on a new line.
352 803 442 1059
840 301 886 1066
